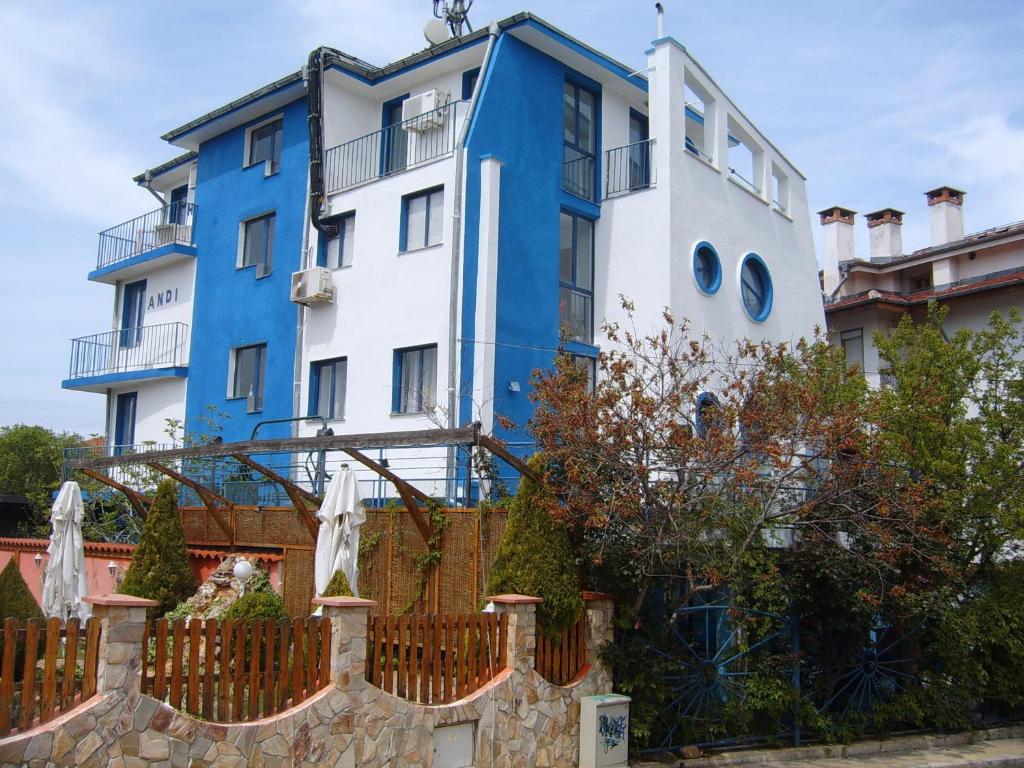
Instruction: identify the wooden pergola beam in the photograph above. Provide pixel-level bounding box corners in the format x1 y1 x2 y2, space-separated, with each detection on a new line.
146 463 234 543
229 454 319 540
476 434 541 484
341 448 433 543
79 468 152 520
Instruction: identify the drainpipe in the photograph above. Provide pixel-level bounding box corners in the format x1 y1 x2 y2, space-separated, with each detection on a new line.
446 21 499 499
139 171 165 206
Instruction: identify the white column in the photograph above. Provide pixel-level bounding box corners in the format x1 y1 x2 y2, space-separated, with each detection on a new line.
472 155 503 433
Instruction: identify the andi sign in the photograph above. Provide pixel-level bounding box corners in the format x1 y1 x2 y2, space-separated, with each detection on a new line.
147 288 180 310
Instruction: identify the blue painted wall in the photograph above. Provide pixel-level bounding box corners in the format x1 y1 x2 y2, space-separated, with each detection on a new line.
185 98 308 442
461 35 602 446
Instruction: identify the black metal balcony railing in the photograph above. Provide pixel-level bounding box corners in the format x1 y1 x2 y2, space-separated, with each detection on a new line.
324 102 461 194
605 138 656 198
97 202 197 270
67 322 189 381
562 151 596 202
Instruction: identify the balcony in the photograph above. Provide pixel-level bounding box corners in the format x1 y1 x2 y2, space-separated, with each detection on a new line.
62 322 189 392
324 101 463 194
604 138 656 198
90 202 197 283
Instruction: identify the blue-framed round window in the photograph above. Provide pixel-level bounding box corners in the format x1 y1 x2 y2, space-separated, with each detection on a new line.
739 253 773 322
694 392 720 438
692 241 722 295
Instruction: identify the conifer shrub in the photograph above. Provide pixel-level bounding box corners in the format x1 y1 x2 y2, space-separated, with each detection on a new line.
484 454 583 638
120 480 196 617
221 590 288 621
322 568 354 598
0 559 43 621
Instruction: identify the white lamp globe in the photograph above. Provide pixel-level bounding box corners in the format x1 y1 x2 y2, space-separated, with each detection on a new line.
233 558 253 585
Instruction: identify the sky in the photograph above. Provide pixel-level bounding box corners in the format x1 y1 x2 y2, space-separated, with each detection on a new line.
1 0 1022 437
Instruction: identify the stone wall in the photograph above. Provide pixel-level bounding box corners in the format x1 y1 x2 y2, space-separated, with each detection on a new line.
0 593 615 767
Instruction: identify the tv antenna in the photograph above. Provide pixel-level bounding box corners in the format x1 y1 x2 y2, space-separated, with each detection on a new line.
432 0 474 38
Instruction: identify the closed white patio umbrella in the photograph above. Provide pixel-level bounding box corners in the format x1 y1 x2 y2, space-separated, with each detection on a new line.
41 481 90 621
314 467 366 599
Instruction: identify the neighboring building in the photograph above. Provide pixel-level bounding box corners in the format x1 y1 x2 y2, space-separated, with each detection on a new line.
62 10 823 495
821 188 1024 385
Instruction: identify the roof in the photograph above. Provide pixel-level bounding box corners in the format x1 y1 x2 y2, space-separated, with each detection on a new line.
825 266 1024 314
0 537 283 563
841 219 1024 270
132 151 197 184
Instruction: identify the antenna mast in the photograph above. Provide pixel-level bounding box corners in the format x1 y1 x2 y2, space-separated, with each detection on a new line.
433 0 474 37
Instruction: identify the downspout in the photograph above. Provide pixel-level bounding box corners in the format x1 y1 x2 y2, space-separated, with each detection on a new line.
139 171 165 206
446 21 499 499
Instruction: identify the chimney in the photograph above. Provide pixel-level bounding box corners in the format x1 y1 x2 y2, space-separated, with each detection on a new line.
926 186 965 245
655 2 665 38
865 208 904 261
818 206 856 296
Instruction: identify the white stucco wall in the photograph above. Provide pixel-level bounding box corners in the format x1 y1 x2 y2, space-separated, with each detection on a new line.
104 377 187 448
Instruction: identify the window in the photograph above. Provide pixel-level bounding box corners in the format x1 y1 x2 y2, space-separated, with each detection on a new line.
113 392 137 454
401 188 443 251
559 212 594 344
740 254 773 322
311 358 348 420
627 110 652 190
694 392 720 439
563 80 597 201
241 213 275 277
840 329 865 372
231 344 266 413
394 345 437 414
120 280 146 348
692 241 722 295
321 214 355 269
462 68 481 100
382 96 409 176
247 118 283 174
570 354 596 393
167 185 189 225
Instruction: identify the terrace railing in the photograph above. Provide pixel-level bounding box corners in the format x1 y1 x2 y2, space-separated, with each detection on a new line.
324 101 461 194
563 151 596 202
605 138 656 198
67 322 189 381
97 202 196 270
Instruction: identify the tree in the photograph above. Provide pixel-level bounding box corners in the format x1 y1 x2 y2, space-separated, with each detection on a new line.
0 425 81 524
0 559 43 621
120 479 196 617
322 568 354 598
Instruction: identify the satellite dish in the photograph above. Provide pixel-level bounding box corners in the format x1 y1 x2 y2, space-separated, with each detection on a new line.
424 19 449 46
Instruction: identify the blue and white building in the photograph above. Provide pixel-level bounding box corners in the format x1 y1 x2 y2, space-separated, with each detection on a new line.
62 11 824 489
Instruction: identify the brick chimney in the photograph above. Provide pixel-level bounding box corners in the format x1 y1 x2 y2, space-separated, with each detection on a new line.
865 208 904 261
818 206 856 295
926 186 965 245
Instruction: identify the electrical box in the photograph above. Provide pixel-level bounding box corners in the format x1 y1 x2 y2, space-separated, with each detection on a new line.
580 694 630 768
432 721 474 767
290 267 334 306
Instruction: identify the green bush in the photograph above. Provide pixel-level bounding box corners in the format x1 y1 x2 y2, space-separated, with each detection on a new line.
221 590 288 622
119 480 196 617
0 559 43 621
484 454 582 637
322 568 354 598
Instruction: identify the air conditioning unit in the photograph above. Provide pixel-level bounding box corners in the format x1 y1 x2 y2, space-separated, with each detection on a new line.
290 267 334 306
402 89 447 131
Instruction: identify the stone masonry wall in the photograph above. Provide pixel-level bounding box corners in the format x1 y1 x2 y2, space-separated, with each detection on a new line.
0 594 615 768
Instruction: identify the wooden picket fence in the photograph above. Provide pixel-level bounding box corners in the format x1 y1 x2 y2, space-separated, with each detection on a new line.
0 617 102 736
141 617 331 722
535 613 588 686
366 613 508 704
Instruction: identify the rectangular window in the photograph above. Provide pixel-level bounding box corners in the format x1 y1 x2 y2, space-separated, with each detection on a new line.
113 392 137 455
241 213 275 277
570 354 596 393
462 68 481 100
247 118 283 174
120 280 147 348
321 213 355 269
393 345 437 414
840 328 864 373
231 344 266 413
401 187 443 252
558 211 594 344
311 358 348 420
563 80 597 201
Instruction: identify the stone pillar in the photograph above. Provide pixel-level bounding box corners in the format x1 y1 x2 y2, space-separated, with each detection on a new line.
582 592 616 692
313 596 376 693
487 594 542 673
83 594 157 699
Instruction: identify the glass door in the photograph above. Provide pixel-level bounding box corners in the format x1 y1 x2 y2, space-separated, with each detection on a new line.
628 110 650 190
119 280 147 348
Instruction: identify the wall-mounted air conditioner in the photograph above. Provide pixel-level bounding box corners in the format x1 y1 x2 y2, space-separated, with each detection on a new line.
290 267 334 306
402 90 447 131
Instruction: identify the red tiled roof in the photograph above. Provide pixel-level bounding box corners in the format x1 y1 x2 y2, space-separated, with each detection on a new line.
825 268 1024 314
0 537 283 562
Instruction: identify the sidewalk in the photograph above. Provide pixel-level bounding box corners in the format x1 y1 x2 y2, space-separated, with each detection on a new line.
632 727 1024 767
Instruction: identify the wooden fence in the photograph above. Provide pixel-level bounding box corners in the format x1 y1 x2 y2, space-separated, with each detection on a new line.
535 613 588 686
366 613 508 705
140 617 331 723
0 617 101 736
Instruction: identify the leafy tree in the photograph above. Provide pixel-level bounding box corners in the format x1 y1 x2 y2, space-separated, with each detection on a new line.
485 454 583 637
0 559 43 621
0 424 80 522
120 480 196 617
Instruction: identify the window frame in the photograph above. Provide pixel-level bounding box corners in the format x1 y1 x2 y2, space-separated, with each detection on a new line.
229 343 267 413
562 79 598 201
120 279 147 348
113 392 137 455
392 344 438 415
692 241 722 295
400 187 444 253
569 354 597 394
239 212 275 278
244 115 284 176
319 212 356 270
694 392 720 439
462 68 481 100
310 357 348 420
558 210 595 344
739 253 773 323
840 328 865 373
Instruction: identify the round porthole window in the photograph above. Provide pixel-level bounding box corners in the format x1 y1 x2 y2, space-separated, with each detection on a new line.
692 241 722 295
740 253 773 322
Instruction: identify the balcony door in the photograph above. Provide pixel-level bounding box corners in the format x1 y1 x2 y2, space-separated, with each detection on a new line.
120 279 146 348
113 392 137 454
167 185 188 226
628 110 651 190
381 96 409 176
